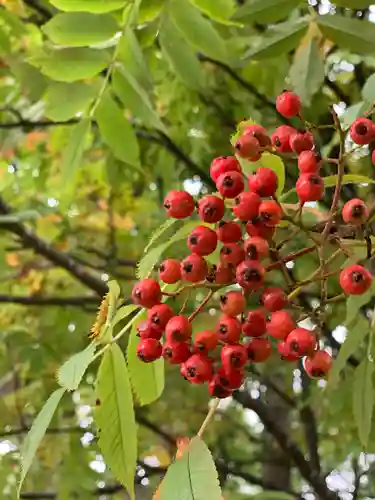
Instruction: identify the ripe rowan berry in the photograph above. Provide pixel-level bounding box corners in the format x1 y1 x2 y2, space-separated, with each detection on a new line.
213 263 235 284
266 310 295 340
290 130 314 154
197 195 225 223
339 264 373 295
350 117 375 145
245 220 275 240
236 260 265 290
258 200 283 226
181 254 208 282
372 149 375 165
285 328 315 357
132 278 162 308
210 155 242 182
271 125 295 153
188 225 217 256
216 220 242 243
165 315 192 342
261 287 288 311
163 190 195 219
162 342 191 364
244 124 271 147
136 319 163 340
159 259 181 284
182 354 213 384
277 341 299 362
194 330 218 353
208 377 233 398
137 338 162 362
232 191 261 221
221 343 248 371
242 309 266 337
216 366 244 389
216 314 242 343
248 168 278 197
244 236 269 260
216 171 245 198
298 150 322 174
147 303 174 329
246 338 272 362
276 91 301 118
234 134 260 158
220 291 246 316
296 174 324 203
220 242 245 266
342 198 369 226
304 350 332 378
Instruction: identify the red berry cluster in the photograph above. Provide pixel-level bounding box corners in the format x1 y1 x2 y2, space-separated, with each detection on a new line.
130 90 373 399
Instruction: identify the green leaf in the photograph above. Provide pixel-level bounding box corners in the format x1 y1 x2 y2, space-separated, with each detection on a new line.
232 0 301 24
112 68 165 132
61 119 91 185
18 388 65 496
139 0 165 23
0 27 10 55
95 343 137 500
252 493 295 500
362 75 375 104
57 344 96 391
42 12 119 47
127 313 164 405
112 304 138 327
168 0 228 63
144 218 179 253
95 90 141 170
0 210 40 224
10 60 48 101
245 20 308 60
45 82 97 122
32 48 109 82
317 15 375 55
190 0 237 25
353 355 374 448
328 0 373 9
323 174 375 188
289 38 325 106
345 286 374 326
160 436 222 500
159 15 204 90
340 101 369 128
49 0 127 12
256 153 285 197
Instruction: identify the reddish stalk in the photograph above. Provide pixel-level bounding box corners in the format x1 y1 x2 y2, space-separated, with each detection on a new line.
188 290 214 323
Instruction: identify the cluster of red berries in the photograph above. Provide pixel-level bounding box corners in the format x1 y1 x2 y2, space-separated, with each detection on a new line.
130 90 374 399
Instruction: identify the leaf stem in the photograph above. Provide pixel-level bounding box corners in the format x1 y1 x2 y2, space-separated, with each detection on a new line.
197 399 220 438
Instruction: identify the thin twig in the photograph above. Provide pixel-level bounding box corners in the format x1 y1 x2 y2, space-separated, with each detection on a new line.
197 399 220 438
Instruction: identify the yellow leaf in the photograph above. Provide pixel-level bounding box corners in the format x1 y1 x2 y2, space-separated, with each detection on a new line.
6 252 20 267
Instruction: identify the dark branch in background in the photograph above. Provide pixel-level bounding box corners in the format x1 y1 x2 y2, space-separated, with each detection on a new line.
21 0 52 20
0 294 100 307
248 365 296 407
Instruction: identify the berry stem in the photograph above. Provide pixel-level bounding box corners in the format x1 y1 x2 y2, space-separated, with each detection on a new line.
266 245 317 271
188 290 214 323
197 398 220 438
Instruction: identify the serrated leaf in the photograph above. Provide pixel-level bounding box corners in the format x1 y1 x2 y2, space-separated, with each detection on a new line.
317 15 375 55
168 0 228 63
49 0 126 12
45 82 97 122
95 90 141 170
57 344 96 391
289 37 325 106
18 388 65 496
144 219 180 253
362 75 375 104
353 355 374 448
159 15 204 90
112 304 138 327
232 0 301 23
190 0 237 25
160 436 222 500
61 119 91 185
95 344 137 500
127 313 164 405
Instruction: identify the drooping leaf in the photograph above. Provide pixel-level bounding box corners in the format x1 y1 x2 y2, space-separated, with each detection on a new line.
353 355 374 448
10 60 48 101
45 82 97 122
168 0 228 63
18 388 65 496
289 37 325 106
317 15 375 55
160 436 222 500
190 0 237 25
139 0 165 23
95 343 137 500
61 119 91 185
333 0 373 6
95 90 141 170
144 218 180 253
252 493 295 500
345 286 374 326
112 304 138 327
323 174 375 188
232 0 301 24
127 313 164 405
362 74 375 104
57 344 96 391
49 0 127 12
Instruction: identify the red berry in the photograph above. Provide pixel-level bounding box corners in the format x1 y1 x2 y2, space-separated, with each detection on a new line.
244 236 269 260
236 260 265 291
261 287 288 311
298 150 322 174
136 319 163 340
214 263 235 284
304 350 332 378
350 117 375 145
216 314 242 343
248 168 278 197
266 310 295 340
290 130 314 154
216 221 242 243
247 152 262 162
245 220 275 240
159 259 181 284
271 125 295 153
216 171 245 198
285 328 316 357
342 198 369 226
242 309 266 337
132 278 161 308
339 264 372 295
232 191 261 221
258 200 283 226
165 315 192 342
210 156 241 182
208 377 233 398
296 174 324 203
188 225 217 256
221 343 248 371
276 91 301 118
220 242 245 266
277 341 299 362
194 330 218 353
147 303 174 329
244 124 271 147
197 195 225 223
234 134 260 158
162 342 191 364
246 338 272 362
137 338 162 362
181 254 208 282
164 190 195 219
216 367 244 389
372 149 375 165
220 291 246 316
182 354 213 384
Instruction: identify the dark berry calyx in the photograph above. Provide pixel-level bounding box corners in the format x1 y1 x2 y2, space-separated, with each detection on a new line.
275 137 281 147
221 246 232 255
352 271 364 283
183 263 193 273
219 324 228 334
312 369 325 377
163 348 172 358
187 367 196 377
163 201 171 209
290 340 299 352
246 245 257 259
243 269 262 282
134 289 141 298
310 175 321 185
220 295 228 304
213 385 228 397
159 263 165 272
223 176 234 187
355 123 368 135
189 235 198 245
352 205 364 217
